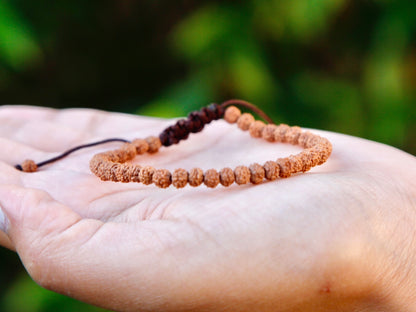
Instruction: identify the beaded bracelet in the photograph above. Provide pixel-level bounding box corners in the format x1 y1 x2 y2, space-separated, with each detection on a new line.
15 100 332 188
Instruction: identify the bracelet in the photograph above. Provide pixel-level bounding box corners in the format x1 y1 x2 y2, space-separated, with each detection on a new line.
16 100 332 188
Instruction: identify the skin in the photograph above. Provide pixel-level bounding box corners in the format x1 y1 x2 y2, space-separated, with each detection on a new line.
0 105 415 312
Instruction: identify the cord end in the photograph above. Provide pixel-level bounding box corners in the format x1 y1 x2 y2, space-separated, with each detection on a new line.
15 160 38 172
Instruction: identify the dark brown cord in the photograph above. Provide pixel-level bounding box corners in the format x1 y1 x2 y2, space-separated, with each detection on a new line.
15 138 130 171
220 99 274 124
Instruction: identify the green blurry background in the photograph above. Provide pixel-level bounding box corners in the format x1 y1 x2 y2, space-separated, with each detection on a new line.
0 0 415 311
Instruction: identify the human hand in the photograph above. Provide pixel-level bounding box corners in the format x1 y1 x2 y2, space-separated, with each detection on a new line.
0 105 415 311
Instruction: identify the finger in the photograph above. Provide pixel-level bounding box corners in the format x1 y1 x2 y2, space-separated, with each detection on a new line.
0 184 82 241
0 105 83 152
0 138 49 166
0 231 14 250
0 105 55 121
54 108 168 139
0 184 105 298
0 113 91 152
0 197 14 250
0 105 169 144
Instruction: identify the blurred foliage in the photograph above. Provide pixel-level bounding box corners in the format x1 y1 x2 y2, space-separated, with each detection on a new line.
0 2 42 70
0 0 415 311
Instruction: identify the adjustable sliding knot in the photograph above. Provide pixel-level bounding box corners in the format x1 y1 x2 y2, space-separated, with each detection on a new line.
159 103 224 147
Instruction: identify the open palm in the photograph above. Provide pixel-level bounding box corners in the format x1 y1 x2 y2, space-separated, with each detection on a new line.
0 105 415 312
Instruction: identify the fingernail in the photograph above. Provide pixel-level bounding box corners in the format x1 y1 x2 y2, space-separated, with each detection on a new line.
0 205 8 233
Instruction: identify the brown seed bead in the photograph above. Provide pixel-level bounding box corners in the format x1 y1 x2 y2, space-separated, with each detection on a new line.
121 164 132 182
108 153 122 165
298 150 314 172
310 136 325 150
314 148 325 164
89 155 101 175
139 166 155 185
262 124 278 142
320 139 333 155
132 139 149 154
103 162 115 181
146 136 162 153
309 145 326 166
288 155 303 174
116 164 131 182
204 169 220 188
284 126 302 145
314 149 325 165
118 143 137 162
276 158 292 178
125 164 138 182
263 161 280 180
249 120 266 138
249 163 265 184
94 163 105 180
97 160 113 181
172 168 188 188
21 159 37 172
109 163 121 181
237 113 255 131
92 165 104 180
189 167 204 187
234 165 250 185
153 169 172 188
220 167 235 187
298 131 315 148
321 137 332 150
297 132 309 148
224 106 241 124
303 135 323 148
130 165 142 182
318 152 329 165
274 124 291 142
319 140 332 164
102 151 121 162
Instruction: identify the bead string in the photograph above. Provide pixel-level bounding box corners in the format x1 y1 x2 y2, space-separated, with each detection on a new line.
15 100 274 172
15 100 332 188
89 103 332 188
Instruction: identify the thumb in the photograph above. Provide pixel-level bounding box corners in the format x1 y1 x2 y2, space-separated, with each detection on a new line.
0 184 185 312
0 204 13 250
0 184 90 286
0 184 151 311
0 184 82 246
